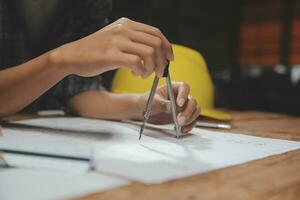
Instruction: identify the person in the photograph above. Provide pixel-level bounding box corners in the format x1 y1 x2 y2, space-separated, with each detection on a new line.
0 1 199 133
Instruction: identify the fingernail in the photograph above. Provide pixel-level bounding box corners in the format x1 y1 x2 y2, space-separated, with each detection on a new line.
167 53 173 61
182 129 190 134
142 72 150 79
182 129 188 134
178 98 185 107
158 70 163 77
178 116 186 126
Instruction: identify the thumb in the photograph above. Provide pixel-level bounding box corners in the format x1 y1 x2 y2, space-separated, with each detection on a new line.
152 97 172 114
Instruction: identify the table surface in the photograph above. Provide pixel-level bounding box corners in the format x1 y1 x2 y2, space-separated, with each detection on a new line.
2 111 300 200
78 111 300 200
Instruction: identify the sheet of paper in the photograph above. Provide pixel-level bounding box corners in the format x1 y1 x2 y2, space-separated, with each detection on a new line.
7 117 300 184
1 118 139 172
0 168 128 200
93 123 300 183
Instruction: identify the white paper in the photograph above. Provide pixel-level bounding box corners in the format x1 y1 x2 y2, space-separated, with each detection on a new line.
94 123 300 183
7 117 300 184
0 168 128 200
1 118 139 172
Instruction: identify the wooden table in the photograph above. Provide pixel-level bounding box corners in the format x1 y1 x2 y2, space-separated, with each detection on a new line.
77 111 300 200
1 111 300 200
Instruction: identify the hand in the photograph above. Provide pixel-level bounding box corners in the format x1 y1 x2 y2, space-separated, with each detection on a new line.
138 82 200 134
54 18 174 78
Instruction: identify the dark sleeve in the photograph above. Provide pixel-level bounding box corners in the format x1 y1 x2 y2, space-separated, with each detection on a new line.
55 0 112 111
60 0 113 94
22 1 113 113
68 0 113 41
58 0 112 102
54 75 105 102
22 75 105 113
57 0 112 98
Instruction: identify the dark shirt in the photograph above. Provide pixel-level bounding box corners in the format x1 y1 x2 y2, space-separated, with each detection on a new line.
0 0 112 113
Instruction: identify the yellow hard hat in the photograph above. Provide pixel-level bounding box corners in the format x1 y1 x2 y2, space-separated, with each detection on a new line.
110 44 232 121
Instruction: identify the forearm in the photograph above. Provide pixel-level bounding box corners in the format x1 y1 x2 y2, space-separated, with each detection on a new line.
67 90 143 121
0 51 68 117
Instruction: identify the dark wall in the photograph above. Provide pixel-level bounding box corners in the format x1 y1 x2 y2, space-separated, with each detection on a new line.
110 0 300 116
112 0 239 72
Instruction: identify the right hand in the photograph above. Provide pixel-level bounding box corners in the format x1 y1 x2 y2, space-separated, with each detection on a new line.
54 17 174 78
138 82 200 134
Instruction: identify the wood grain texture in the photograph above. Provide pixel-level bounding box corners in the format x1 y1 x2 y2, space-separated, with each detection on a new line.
75 111 300 200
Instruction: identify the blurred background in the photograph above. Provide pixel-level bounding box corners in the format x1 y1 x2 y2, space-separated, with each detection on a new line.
106 0 300 116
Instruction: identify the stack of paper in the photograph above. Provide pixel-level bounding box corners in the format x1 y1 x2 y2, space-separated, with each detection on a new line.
0 119 131 200
93 123 300 183
4 117 300 184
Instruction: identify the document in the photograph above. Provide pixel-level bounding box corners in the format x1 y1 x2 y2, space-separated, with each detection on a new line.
93 128 300 183
0 168 128 200
4 117 300 184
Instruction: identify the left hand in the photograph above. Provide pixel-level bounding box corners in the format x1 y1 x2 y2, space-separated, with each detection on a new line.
138 82 200 134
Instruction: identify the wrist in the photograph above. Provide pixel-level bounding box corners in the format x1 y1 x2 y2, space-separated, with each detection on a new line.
130 94 145 121
47 46 72 77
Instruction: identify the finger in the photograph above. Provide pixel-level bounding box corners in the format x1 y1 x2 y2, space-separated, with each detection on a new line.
181 120 197 134
128 30 166 77
156 83 185 113
152 97 172 114
177 95 197 126
123 18 174 61
183 105 200 126
117 52 145 76
120 41 156 78
176 82 190 107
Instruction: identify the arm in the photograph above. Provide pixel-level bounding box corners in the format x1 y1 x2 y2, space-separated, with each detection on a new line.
67 82 200 133
0 18 173 117
67 90 142 120
0 52 68 117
